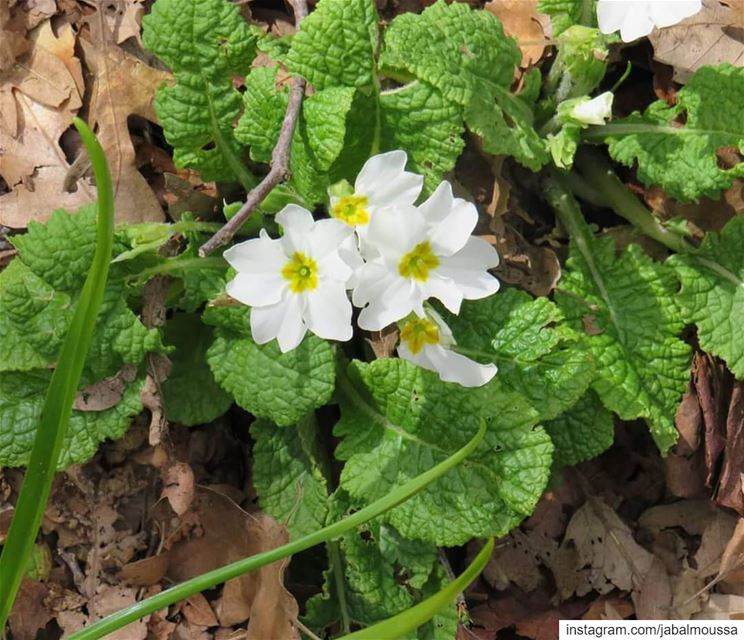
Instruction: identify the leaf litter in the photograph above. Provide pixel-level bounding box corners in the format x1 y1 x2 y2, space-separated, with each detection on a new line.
4 0 744 638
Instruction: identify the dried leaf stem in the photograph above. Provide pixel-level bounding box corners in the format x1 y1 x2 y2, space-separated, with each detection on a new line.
199 0 309 256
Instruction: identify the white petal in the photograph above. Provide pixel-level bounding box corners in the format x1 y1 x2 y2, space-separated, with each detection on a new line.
304 282 353 342
251 295 307 352
436 263 500 300
365 205 427 262
276 204 315 255
317 252 353 284
308 218 354 259
438 238 501 299
355 151 424 211
596 0 632 34
423 344 497 387
226 271 286 307
419 182 478 256
648 0 702 28
352 261 395 306
597 1 655 41
338 233 365 275
421 273 464 315
443 236 499 270
357 277 414 331
570 92 614 126
223 231 286 274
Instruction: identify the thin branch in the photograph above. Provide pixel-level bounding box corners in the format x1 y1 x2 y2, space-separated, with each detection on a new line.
199 0 309 256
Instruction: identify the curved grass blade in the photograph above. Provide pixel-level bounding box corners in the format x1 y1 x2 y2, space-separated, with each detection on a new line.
0 118 115 630
339 538 495 640
67 421 488 640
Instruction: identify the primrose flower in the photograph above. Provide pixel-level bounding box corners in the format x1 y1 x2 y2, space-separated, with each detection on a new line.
569 91 614 126
329 150 423 245
397 310 497 388
224 205 358 353
596 0 702 42
353 182 500 331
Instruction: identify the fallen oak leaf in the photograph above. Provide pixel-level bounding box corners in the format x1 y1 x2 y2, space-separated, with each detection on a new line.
78 36 169 223
484 0 549 67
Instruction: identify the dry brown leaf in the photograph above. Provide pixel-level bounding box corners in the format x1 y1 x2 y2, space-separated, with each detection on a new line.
716 383 744 514
693 593 744 619
485 0 548 67
695 510 738 579
582 596 634 620
79 37 168 223
633 557 672 619
0 19 95 227
83 0 146 44
182 593 219 628
485 529 549 592
73 365 138 411
670 566 707 619
8 580 54 640
118 553 171 587
161 461 195 517
167 490 299 636
717 519 744 586
83 585 149 640
562 498 655 596
649 0 744 83
638 499 716 537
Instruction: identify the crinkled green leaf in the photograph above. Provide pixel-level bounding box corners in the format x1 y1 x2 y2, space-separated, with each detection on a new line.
544 390 614 466
380 0 519 107
303 86 357 170
606 64 744 202
7 208 164 382
537 0 597 36
445 289 593 421
161 314 231 426
556 227 691 452
0 261 72 372
335 358 553 546
0 371 144 469
142 0 256 181
235 67 288 164
205 305 335 426
466 89 549 172
285 0 378 90
251 415 331 539
669 215 744 378
380 81 465 192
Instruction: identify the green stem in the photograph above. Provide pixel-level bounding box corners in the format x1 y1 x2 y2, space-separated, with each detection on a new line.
572 148 694 253
125 256 227 282
338 539 495 640
67 422 487 640
0 119 115 631
206 95 257 193
328 540 352 634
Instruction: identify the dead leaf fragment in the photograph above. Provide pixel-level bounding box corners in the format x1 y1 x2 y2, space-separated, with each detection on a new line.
73 365 138 411
649 0 744 83
485 0 548 67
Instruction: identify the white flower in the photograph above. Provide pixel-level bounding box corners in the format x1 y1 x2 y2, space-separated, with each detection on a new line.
328 150 423 246
569 91 614 125
352 182 500 331
597 0 702 42
224 205 358 353
397 310 496 388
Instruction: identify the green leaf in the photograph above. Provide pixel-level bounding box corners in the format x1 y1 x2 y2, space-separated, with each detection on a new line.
0 370 144 469
235 67 288 164
251 416 331 539
466 89 549 171
669 215 744 378
380 81 465 192
161 314 231 426
555 225 691 452
285 0 379 90
379 0 519 108
605 64 744 202
537 0 597 36
0 260 72 371
142 0 256 182
205 306 335 426
544 390 614 466
335 359 553 546
445 288 594 421
302 86 358 171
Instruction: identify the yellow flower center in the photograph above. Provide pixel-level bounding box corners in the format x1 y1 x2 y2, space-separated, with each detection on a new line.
281 252 319 293
398 241 439 281
332 195 370 226
400 318 440 355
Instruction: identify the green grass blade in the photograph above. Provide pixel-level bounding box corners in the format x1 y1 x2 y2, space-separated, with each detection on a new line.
67 421 487 640
338 538 494 640
0 118 115 630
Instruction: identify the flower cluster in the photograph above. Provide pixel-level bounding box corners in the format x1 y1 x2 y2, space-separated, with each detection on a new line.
224 151 500 387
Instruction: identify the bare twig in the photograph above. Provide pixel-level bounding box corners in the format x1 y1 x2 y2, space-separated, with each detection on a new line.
199 0 309 256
